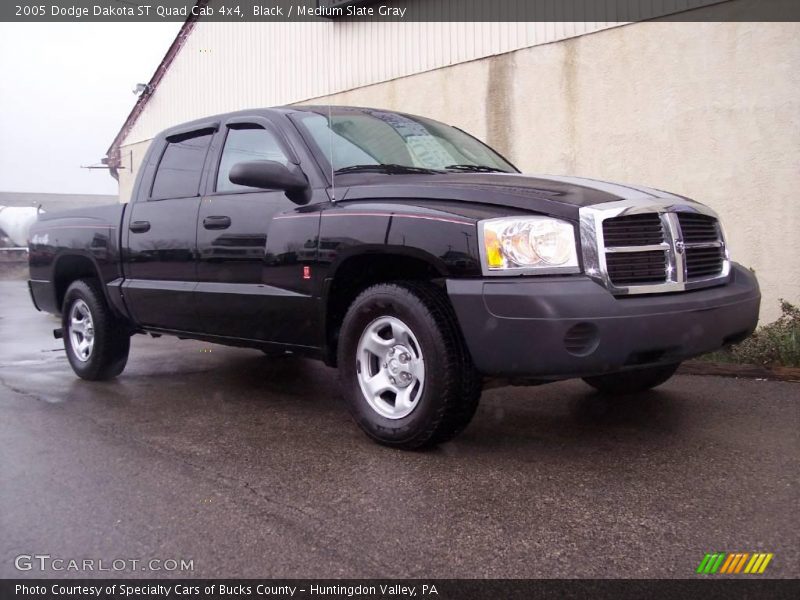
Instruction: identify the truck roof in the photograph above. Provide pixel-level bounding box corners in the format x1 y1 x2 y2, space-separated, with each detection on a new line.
156 105 424 139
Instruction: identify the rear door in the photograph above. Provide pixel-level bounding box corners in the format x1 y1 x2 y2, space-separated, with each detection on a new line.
123 126 215 330
194 116 301 340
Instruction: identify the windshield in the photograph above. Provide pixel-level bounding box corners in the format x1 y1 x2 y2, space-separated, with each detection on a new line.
293 109 517 175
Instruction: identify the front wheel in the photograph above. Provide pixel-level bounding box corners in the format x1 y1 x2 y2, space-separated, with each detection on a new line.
62 279 131 381
337 282 481 449
582 363 680 395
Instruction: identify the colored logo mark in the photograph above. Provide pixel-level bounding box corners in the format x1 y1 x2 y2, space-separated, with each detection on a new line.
696 552 773 575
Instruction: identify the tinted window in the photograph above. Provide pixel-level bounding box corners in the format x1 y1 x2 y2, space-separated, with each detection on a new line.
216 126 289 193
150 130 214 199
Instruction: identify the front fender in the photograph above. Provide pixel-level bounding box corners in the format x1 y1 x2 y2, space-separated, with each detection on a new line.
317 203 482 280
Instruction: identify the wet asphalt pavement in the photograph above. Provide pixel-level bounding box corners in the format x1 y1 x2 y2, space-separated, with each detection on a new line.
0 280 798 579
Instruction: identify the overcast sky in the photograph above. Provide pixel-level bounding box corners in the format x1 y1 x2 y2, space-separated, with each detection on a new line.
0 22 181 196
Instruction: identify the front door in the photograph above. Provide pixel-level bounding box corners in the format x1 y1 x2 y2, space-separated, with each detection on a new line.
194 120 298 340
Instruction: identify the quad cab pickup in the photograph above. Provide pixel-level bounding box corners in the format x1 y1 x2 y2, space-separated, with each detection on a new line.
28 107 760 448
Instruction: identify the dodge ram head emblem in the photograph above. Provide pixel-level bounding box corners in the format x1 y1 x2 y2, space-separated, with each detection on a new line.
675 240 686 254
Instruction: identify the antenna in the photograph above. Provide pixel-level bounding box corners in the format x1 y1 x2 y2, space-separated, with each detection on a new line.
326 25 336 203
328 104 335 202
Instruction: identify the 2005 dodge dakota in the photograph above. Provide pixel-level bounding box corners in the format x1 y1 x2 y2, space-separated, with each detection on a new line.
28 107 760 448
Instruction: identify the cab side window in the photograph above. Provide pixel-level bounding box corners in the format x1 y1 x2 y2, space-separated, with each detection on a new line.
216 125 289 193
150 129 214 200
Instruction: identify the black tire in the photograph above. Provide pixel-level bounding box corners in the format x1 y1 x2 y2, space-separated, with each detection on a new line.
337 281 481 449
582 363 680 395
62 278 130 381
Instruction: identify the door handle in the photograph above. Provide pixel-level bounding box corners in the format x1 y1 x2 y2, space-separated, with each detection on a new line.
203 216 232 230
129 221 150 233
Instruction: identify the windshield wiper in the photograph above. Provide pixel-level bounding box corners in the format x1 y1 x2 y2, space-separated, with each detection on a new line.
444 164 510 173
334 164 445 175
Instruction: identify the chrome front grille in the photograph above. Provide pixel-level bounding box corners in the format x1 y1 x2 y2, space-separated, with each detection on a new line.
603 213 668 286
580 200 730 295
685 245 725 279
603 213 665 247
677 212 719 243
606 249 669 285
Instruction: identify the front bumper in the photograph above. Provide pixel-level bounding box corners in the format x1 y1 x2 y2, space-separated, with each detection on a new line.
446 263 760 379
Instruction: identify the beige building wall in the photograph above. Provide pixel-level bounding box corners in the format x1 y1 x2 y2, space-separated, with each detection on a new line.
117 140 152 204
116 13 799 323
120 18 629 147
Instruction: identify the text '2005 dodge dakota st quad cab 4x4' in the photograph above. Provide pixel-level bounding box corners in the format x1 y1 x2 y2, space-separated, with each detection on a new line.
28 107 761 448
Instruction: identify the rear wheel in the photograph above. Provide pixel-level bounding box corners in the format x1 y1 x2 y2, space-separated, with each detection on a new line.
62 279 130 381
582 363 680 395
337 281 481 449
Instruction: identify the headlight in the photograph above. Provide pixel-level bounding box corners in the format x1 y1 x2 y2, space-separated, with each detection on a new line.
479 216 579 274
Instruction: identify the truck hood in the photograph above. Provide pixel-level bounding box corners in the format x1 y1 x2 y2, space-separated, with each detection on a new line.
339 172 696 219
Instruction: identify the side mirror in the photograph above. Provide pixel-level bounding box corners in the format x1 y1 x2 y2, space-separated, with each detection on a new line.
229 160 311 205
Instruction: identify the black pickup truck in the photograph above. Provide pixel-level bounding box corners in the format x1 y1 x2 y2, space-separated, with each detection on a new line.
28 106 760 448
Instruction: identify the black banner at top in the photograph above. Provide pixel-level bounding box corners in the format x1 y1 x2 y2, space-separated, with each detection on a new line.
3 0 800 22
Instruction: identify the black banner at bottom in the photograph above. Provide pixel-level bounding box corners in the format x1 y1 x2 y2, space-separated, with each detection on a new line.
1 579 798 600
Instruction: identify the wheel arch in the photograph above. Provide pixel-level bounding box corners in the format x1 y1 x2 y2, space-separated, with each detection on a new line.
322 249 449 367
52 252 109 314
